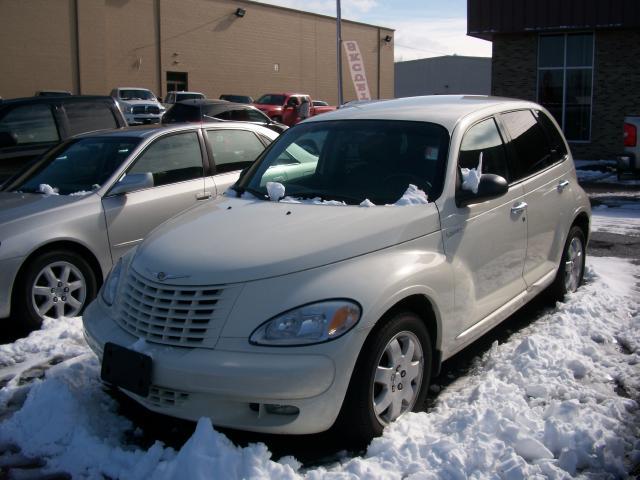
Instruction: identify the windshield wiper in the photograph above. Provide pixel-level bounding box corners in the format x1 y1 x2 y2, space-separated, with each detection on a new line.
232 185 267 200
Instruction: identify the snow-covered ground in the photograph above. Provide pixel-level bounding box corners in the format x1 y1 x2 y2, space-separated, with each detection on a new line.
574 160 640 186
1 257 639 479
592 202 640 237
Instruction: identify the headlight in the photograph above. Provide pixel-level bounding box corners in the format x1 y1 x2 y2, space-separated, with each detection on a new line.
101 258 123 306
249 300 361 346
123 105 132 113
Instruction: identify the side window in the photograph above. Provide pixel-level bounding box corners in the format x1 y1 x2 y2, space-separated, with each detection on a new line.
128 132 203 187
459 117 509 181
534 110 568 160
206 129 265 173
229 110 251 122
214 111 233 120
0 104 59 145
501 110 553 180
65 102 118 136
246 110 268 123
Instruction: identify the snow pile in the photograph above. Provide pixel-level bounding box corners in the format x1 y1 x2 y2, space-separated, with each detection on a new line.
69 190 92 197
0 257 639 478
280 196 346 206
461 152 482 194
38 184 58 195
359 199 375 207
391 184 429 205
266 182 285 202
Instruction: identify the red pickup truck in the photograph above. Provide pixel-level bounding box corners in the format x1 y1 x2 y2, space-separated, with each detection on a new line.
253 93 336 126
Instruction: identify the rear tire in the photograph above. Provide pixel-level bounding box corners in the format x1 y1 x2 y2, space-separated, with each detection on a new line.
550 226 586 300
335 312 432 445
15 250 98 332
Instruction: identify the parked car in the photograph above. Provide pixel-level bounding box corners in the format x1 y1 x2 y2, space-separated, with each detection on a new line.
0 95 126 182
110 87 165 126
254 93 336 126
84 95 590 442
312 100 329 107
163 99 288 133
220 94 254 104
0 122 278 332
35 90 72 97
163 91 206 106
617 115 640 178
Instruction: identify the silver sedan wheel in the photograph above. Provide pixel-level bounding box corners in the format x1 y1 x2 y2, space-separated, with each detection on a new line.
372 330 424 425
564 236 584 293
31 261 87 319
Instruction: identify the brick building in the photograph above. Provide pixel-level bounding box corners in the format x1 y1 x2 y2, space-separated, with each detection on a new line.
0 0 394 105
468 0 640 159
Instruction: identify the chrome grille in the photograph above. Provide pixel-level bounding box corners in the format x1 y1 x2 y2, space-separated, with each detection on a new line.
131 105 160 115
114 268 241 347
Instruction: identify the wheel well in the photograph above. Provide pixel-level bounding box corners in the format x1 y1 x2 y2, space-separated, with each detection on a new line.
11 241 105 310
378 294 441 375
573 212 590 242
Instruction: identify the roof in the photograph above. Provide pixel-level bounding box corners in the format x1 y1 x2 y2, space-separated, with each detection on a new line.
0 95 115 106
74 122 275 140
306 95 540 131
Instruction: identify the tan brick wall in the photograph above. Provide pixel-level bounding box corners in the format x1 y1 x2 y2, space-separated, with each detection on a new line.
0 0 392 104
0 0 77 98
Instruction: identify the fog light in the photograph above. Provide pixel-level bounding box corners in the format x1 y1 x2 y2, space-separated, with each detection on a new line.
265 404 299 416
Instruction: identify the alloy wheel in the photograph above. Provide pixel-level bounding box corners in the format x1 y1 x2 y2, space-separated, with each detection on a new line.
31 261 87 319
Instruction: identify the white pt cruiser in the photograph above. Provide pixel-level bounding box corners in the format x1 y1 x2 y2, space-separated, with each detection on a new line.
84 96 591 442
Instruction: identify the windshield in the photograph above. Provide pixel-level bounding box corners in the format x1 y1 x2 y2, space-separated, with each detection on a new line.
120 89 155 101
237 120 450 205
12 137 141 195
256 94 285 105
162 104 201 124
177 93 205 101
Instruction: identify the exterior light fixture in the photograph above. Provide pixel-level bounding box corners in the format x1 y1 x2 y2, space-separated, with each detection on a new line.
384 35 393 43
235 8 246 17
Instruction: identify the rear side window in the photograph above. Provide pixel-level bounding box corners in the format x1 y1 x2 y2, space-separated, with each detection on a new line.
163 104 200 123
65 102 118 136
206 129 265 173
501 110 553 180
0 104 59 145
459 118 509 181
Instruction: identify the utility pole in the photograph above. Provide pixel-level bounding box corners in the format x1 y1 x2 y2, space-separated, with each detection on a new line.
336 0 343 106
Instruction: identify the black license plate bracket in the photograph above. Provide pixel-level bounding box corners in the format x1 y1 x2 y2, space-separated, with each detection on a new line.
101 342 152 397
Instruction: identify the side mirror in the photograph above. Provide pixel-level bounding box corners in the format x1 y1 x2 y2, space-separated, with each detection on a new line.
0 131 18 148
109 172 154 195
456 173 508 207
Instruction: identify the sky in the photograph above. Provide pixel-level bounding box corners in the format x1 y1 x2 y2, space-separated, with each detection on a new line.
254 0 492 62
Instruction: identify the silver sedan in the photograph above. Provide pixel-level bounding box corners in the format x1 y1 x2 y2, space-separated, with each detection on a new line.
0 122 278 331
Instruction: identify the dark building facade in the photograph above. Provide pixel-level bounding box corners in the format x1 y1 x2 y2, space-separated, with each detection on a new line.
468 0 640 159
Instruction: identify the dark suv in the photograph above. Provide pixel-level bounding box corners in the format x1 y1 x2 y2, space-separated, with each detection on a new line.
0 96 126 181
162 99 288 134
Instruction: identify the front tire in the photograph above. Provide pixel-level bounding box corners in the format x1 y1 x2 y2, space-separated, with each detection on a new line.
551 226 586 299
336 312 432 444
15 250 98 332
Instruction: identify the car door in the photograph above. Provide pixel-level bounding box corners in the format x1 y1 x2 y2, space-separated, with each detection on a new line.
204 128 270 194
102 130 207 260
499 109 577 287
442 117 527 333
0 102 62 180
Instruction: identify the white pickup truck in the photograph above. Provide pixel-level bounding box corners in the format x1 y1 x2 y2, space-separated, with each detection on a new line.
618 115 640 178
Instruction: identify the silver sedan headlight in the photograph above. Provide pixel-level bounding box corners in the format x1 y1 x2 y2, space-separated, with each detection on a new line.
250 300 361 346
101 258 123 306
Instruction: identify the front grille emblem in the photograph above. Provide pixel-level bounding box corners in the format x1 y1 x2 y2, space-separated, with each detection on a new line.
146 268 190 282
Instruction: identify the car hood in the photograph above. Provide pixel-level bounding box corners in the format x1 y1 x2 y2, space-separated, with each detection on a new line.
0 191 92 225
132 196 441 285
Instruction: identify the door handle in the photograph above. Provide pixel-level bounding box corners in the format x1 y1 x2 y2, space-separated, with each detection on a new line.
557 180 570 192
196 191 213 200
511 201 528 214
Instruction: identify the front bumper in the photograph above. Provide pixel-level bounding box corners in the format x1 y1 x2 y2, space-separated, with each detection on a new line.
125 114 162 126
0 256 25 319
83 298 365 434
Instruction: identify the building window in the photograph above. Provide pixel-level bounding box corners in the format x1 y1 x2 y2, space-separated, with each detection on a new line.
537 33 593 142
166 72 188 93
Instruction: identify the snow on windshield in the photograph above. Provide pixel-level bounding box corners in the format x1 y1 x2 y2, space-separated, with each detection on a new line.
1 256 638 478
38 184 58 195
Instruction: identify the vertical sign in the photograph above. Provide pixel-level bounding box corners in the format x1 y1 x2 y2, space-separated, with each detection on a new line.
343 40 371 101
